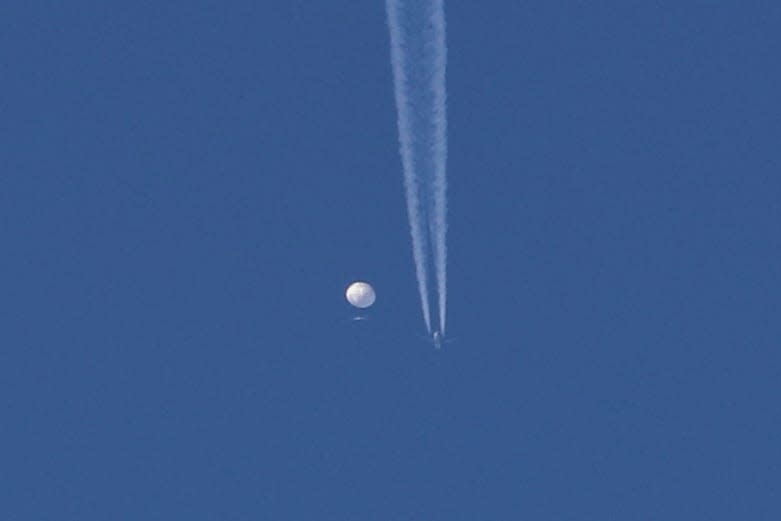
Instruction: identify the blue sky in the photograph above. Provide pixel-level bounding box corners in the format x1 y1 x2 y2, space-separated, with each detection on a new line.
3 2 780 519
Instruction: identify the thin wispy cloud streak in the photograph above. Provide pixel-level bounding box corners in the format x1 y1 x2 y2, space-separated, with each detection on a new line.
386 0 448 336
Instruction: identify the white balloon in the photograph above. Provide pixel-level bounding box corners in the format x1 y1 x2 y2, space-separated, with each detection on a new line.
345 281 376 309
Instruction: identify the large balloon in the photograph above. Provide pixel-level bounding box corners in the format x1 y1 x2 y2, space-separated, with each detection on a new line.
345 281 376 309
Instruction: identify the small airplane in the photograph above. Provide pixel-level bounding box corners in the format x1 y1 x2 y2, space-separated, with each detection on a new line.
425 331 454 350
432 330 444 349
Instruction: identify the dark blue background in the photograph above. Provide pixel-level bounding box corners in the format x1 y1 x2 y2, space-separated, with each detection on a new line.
3 2 779 519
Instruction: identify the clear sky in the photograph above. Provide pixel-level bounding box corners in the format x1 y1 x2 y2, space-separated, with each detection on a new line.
3 2 780 519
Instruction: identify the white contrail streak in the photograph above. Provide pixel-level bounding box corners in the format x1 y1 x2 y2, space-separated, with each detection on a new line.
386 0 447 336
428 1 448 336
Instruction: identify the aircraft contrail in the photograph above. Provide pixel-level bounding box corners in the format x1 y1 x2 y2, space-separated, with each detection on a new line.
386 0 448 336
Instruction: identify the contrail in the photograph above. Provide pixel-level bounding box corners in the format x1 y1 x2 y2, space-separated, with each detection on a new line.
386 0 448 336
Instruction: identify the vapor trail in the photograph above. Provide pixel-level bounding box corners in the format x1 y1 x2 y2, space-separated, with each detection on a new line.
386 0 447 336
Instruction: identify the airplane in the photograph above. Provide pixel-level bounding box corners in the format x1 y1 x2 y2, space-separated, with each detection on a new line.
432 330 443 350
425 331 454 350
